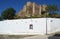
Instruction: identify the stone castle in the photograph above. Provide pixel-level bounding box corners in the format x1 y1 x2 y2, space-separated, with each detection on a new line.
16 2 48 18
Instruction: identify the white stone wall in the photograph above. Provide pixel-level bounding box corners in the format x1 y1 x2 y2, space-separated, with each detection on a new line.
48 18 60 34
0 18 60 35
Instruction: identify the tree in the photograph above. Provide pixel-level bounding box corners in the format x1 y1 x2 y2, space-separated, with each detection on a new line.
0 16 3 21
46 5 58 17
2 8 16 19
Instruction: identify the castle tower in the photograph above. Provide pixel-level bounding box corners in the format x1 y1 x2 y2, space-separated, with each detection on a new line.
39 5 41 16
26 2 32 17
32 2 35 16
42 5 47 11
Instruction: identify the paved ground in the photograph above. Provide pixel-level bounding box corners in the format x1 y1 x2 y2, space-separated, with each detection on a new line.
0 35 35 39
22 35 48 39
48 36 60 39
0 35 60 39
23 35 60 39
0 35 49 39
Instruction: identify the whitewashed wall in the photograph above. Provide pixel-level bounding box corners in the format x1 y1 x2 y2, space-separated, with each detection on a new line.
48 18 60 34
0 18 60 35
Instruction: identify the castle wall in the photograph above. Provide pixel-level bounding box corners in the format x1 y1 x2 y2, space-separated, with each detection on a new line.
17 2 47 18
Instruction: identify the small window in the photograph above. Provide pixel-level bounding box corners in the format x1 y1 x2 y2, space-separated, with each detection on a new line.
51 20 53 22
29 24 33 29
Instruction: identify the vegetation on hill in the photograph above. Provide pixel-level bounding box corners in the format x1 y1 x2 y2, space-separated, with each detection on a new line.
1 7 16 20
46 4 59 18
